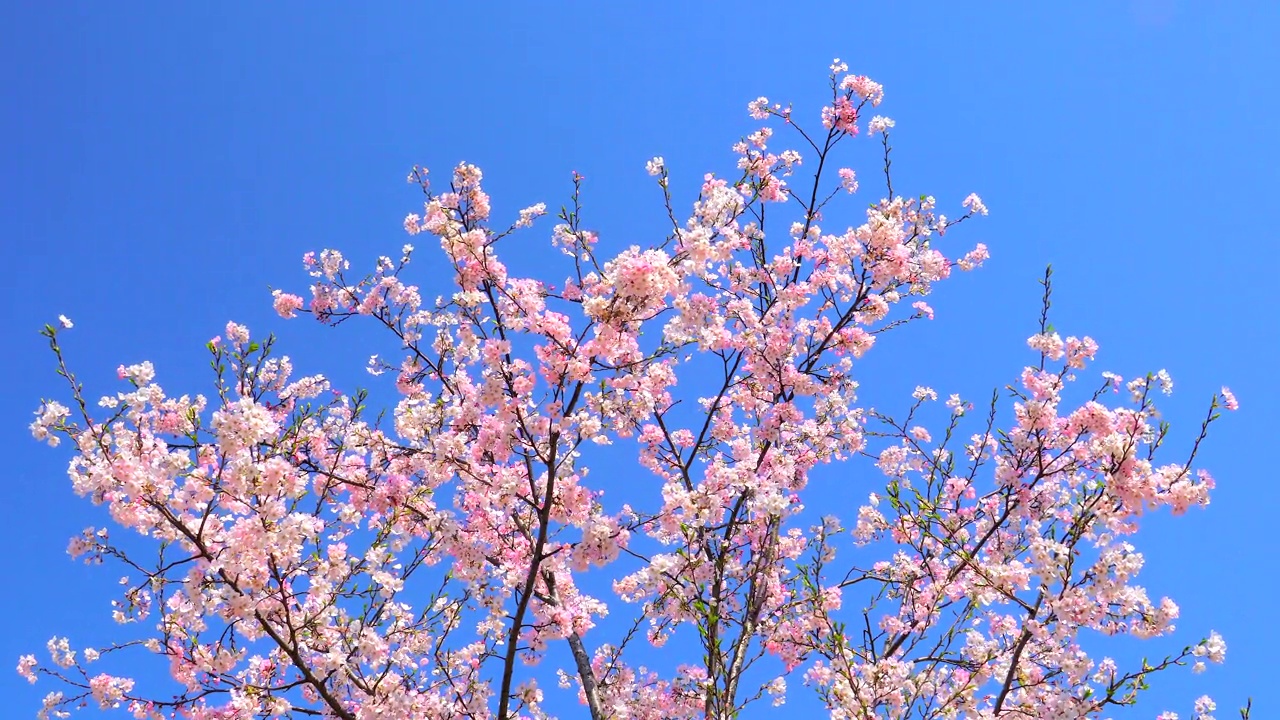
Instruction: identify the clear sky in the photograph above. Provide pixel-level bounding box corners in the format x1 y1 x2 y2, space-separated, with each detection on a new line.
3 3 1275 717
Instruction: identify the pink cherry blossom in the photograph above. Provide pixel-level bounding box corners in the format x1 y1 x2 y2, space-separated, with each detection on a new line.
23 64 1235 720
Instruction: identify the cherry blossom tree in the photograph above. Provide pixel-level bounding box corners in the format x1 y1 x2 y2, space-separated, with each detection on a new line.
24 61 1241 720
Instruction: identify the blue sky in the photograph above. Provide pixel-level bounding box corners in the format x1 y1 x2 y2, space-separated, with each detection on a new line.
2 3 1275 717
